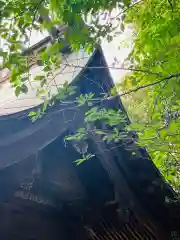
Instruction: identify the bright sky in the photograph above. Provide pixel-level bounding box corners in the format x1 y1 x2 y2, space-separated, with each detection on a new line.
102 26 133 82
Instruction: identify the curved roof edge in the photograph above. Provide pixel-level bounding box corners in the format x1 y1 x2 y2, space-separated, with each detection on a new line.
0 46 113 169
0 47 96 119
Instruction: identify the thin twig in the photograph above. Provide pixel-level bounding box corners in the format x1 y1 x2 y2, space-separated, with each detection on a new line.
62 63 163 77
110 0 143 20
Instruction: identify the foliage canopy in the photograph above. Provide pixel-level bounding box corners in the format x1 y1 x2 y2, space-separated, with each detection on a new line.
0 0 179 193
121 0 180 192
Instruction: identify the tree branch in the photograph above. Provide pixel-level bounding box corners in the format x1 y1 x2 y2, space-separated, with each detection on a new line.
117 73 180 97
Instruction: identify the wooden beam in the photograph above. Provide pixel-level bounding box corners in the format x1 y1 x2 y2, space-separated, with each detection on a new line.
88 131 166 238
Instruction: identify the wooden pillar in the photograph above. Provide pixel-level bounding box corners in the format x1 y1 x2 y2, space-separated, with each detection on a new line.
88 131 167 239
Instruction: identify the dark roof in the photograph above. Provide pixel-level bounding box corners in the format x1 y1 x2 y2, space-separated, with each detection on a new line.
0 47 112 169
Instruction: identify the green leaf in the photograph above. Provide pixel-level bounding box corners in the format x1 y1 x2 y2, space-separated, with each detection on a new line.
1 33 7 39
95 131 105 135
120 23 125 32
28 111 37 117
43 65 52 72
107 35 113 43
65 135 78 141
37 60 44 66
73 158 86 166
21 84 28 94
110 87 117 96
36 89 48 96
35 75 45 81
15 86 21 97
